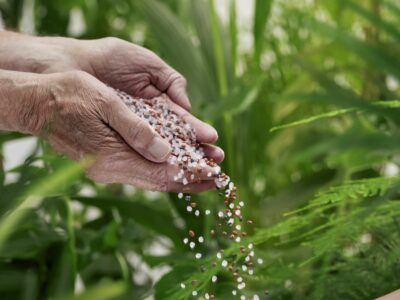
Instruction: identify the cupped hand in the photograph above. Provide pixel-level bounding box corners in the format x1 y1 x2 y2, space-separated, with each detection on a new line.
39 71 218 192
71 37 224 163
0 31 224 164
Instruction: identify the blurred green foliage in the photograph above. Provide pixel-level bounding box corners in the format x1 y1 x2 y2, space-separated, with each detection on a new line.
1 0 400 299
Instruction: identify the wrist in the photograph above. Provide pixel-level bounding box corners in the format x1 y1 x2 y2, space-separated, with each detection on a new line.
0 70 55 135
0 31 88 74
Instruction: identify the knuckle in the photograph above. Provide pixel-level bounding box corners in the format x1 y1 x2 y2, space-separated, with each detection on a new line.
164 71 186 88
130 122 154 146
68 69 88 80
64 70 92 87
177 75 187 87
101 36 123 47
98 96 120 123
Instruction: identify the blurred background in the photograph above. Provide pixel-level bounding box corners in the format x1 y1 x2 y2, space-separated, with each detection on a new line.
0 0 400 299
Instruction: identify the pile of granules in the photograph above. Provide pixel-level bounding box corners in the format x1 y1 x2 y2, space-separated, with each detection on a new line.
115 89 264 299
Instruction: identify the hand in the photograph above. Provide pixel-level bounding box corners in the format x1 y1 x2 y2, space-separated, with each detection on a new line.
0 32 224 164
0 70 218 192
376 290 400 300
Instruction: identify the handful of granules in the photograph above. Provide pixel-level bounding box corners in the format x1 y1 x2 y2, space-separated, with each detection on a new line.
115 89 264 300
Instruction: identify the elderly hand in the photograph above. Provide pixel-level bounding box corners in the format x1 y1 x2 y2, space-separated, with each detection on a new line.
0 31 224 164
0 69 219 192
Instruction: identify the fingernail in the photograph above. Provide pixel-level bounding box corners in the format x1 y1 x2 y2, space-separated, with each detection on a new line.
216 147 225 159
204 123 218 141
148 137 171 161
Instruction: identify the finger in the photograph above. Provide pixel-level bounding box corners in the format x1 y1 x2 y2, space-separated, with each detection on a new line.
201 144 225 164
106 97 171 163
168 180 217 193
167 162 220 183
156 67 191 111
166 98 218 143
137 84 162 99
86 140 216 193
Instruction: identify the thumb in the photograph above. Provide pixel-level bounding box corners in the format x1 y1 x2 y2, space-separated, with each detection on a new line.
106 97 171 163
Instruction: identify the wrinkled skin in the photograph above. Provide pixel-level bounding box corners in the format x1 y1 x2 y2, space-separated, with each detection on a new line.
0 31 224 192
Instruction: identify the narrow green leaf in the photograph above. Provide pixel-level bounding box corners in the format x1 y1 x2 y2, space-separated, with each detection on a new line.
55 282 127 300
47 198 77 297
0 161 83 250
208 0 228 97
344 0 400 41
253 0 273 66
229 0 238 75
313 20 400 79
270 100 400 132
270 108 356 132
135 0 217 104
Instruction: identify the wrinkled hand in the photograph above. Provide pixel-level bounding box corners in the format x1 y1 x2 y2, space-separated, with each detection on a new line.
0 69 218 192
81 37 224 159
0 32 224 164
0 31 224 191
84 37 192 111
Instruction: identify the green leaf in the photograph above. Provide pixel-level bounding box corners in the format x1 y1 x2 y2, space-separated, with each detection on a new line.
0 160 83 251
228 0 238 75
73 196 185 248
253 0 273 66
270 100 400 132
135 0 218 105
312 20 400 79
46 198 77 297
344 0 400 41
270 107 356 132
207 0 228 97
55 282 127 300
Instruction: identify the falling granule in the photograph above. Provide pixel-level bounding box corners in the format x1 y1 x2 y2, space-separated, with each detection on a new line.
115 90 263 299
238 282 246 290
211 275 217 283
